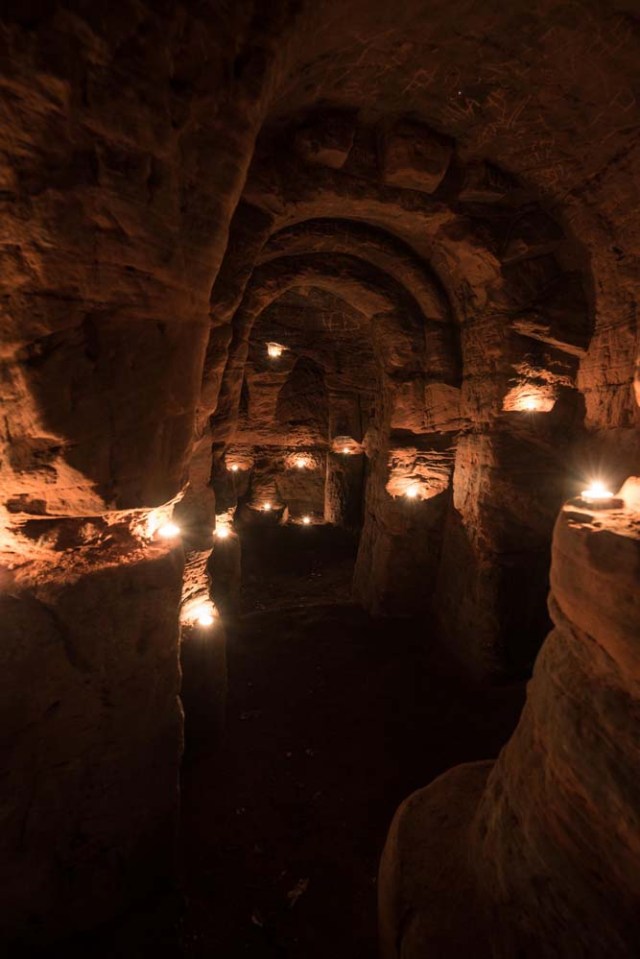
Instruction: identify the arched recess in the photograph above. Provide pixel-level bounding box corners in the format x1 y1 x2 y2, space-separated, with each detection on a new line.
259 219 451 321
200 109 595 677
203 156 591 444
210 251 457 445
239 287 376 527
210 243 460 611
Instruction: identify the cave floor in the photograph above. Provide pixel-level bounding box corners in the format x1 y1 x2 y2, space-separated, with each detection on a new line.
178 525 525 958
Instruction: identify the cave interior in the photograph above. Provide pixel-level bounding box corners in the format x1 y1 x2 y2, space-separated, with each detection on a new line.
1 2 640 957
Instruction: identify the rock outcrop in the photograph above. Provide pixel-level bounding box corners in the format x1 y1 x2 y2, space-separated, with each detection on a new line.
0 1 299 945
0 527 184 944
379 487 640 957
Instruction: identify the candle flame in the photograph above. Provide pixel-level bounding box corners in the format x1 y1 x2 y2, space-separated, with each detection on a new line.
157 522 180 539
194 603 215 627
581 480 613 501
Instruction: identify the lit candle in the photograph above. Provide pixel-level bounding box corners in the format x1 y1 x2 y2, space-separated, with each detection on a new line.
296 457 307 469
230 464 239 473
262 501 272 511
342 446 351 455
302 515 311 525
522 397 538 411
579 480 621 509
581 481 613 503
215 526 230 539
194 603 215 627
267 342 284 359
405 485 419 499
157 522 180 539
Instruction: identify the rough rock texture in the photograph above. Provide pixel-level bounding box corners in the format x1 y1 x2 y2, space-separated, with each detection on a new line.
207 103 593 663
0 1 298 517
379 492 640 957
0 533 184 945
1 0 639 948
379 118 452 194
294 110 356 169
0 1 300 946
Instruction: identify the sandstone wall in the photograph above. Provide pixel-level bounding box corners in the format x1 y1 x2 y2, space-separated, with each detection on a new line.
207 107 593 674
379 489 640 957
1 0 639 947
0 2 299 945
0 533 184 945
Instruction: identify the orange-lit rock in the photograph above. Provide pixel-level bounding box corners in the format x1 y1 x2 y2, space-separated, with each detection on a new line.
380 495 640 957
385 445 454 501
1 2 639 951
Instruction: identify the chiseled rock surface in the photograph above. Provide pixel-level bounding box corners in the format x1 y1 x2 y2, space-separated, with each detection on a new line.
379 119 452 194
0 5 296 946
294 110 356 169
0 536 184 946
209 96 600 673
0 2 295 515
379 494 640 957
0 5 638 949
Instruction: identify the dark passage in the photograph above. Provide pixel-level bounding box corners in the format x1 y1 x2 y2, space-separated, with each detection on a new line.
180 528 524 957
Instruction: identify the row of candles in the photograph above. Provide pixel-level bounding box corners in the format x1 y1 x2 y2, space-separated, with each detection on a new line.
228 447 616 508
227 442 354 515
153 478 619 629
156 478 618 549
158 336 625 629
253 481 610 510
156 513 314 540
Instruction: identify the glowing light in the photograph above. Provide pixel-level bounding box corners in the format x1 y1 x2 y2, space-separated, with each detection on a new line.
194 603 215 627
230 464 239 473
262 501 272 512
333 435 359 456
215 526 230 540
581 481 613 502
267 342 284 359
503 386 555 414
302 515 311 525
405 485 420 499
157 522 180 539
296 457 307 469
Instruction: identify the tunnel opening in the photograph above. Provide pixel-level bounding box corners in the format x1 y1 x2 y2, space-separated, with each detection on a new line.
179 510 525 959
177 97 606 957
212 281 379 589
